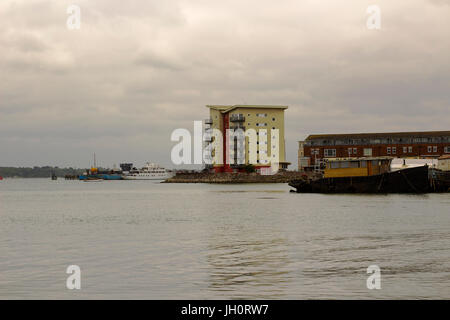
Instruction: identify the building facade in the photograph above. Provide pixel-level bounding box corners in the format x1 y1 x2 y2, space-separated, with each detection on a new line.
205 105 289 173
298 141 309 170
299 131 450 167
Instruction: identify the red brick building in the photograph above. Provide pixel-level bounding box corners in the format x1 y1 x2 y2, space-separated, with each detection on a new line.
300 131 450 167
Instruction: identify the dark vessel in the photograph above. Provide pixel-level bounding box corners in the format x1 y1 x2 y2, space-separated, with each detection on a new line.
51 172 57 180
290 157 450 194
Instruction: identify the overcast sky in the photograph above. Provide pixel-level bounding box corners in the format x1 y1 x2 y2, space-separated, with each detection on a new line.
1 0 449 168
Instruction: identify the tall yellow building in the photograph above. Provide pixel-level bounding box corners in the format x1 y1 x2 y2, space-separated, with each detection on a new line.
205 105 289 173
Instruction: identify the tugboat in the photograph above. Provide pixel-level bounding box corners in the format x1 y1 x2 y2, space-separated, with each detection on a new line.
78 153 123 181
289 157 450 194
78 167 123 181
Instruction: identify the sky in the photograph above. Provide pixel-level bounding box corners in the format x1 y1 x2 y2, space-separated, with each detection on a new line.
0 0 449 168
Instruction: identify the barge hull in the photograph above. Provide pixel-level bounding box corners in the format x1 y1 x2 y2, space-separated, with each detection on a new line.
289 166 449 194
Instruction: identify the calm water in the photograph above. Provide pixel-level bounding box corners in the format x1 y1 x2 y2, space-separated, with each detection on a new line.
0 178 449 299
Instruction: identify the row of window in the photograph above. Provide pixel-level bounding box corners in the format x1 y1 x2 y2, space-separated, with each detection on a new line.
314 146 450 157
388 146 441 154
307 136 450 146
254 123 277 129
235 113 276 120
329 160 381 169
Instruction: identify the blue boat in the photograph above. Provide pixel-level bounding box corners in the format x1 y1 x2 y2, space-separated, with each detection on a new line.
79 166 123 181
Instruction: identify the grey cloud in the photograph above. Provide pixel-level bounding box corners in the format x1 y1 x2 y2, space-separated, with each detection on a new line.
0 0 449 167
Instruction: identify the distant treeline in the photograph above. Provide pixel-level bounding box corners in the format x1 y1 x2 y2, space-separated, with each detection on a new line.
0 166 87 178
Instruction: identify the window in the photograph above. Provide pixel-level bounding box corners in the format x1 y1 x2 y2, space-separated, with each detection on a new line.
387 147 391 154
392 147 396 154
256 113 267 117
403 147 407 153
272 117 275 121
408 146 413 153
324 149 336 157
330 162 339 169
428 146 432 153
445 146 450 153
256 123 267 127
349 161 359 168
363 148 373 156
348 148 352 155
353 148 357 154
433 146 437 152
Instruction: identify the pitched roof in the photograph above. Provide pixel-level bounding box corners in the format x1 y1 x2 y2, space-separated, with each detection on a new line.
207 105 288 113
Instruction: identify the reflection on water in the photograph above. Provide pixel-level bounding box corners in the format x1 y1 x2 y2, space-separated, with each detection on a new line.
0 179 449 299
206 234 291 299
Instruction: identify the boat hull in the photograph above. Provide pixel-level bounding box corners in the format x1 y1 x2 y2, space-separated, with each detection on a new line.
98 174 122 180
122 174 172 180
289 166 449 194
79 174 122 180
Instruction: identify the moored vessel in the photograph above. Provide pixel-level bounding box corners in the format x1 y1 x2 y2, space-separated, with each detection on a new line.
78 167 123 181
122 163 173 180
289 157 450 194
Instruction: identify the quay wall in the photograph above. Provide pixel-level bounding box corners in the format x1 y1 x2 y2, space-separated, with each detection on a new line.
163 171 315 184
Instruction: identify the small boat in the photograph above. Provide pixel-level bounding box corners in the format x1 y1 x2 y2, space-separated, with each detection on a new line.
79 153 123 181
289 157 450 194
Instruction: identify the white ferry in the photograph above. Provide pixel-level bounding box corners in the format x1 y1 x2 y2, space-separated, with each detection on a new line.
122 163 173 180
